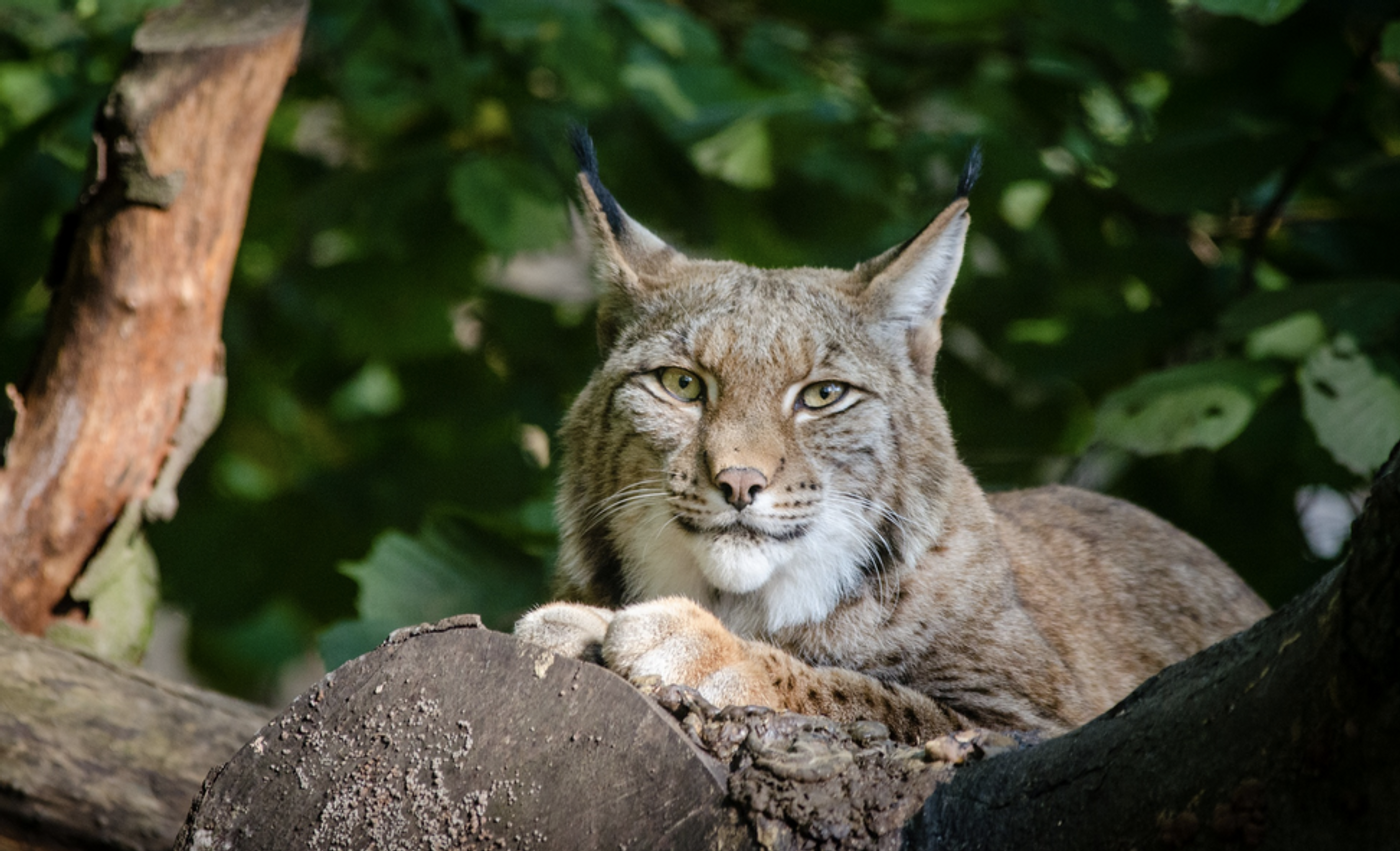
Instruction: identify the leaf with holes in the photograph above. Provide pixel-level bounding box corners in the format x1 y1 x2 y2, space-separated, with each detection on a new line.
1095 361 1285 455
1299 336 1400 477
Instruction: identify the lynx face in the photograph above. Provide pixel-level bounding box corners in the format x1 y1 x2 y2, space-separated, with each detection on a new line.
553 133 973 637
583 266 945 634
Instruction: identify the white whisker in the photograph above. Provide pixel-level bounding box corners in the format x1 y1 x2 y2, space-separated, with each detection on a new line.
825 491 906 602
583 478 670 531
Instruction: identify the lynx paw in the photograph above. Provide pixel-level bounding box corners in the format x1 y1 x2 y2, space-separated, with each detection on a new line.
602 596 778 709
514 602 614 662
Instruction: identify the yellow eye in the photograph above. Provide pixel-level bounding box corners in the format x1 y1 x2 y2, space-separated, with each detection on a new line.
659 367 704 402
799 381 848 410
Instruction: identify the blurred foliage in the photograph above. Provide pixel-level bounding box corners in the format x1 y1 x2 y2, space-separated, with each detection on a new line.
1 0 1397 701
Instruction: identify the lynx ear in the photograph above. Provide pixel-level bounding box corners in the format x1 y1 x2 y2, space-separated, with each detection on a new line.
856 147 980 375
569 125 683 349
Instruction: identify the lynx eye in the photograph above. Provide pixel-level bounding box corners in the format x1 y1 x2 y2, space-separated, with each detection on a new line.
799 381 849 410
658 367 704 403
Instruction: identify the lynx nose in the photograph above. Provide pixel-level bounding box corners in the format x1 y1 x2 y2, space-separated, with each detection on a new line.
715 466 768 510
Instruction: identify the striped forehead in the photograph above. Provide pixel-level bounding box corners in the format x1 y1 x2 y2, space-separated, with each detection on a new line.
679 271 852 373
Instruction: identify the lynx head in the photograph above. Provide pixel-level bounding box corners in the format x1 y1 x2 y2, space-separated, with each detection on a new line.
555 127 980 636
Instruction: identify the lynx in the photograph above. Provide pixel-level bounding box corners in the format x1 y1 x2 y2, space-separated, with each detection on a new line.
515 128 1270 742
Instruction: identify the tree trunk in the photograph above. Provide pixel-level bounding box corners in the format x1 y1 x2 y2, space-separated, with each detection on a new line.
0 625 269 851
0 0 306 654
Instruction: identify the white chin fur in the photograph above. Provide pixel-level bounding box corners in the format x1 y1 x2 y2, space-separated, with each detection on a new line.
684 532 776 593
614 500 869 636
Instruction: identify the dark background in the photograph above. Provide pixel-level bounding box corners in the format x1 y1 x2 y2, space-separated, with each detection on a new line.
2 0 1397 701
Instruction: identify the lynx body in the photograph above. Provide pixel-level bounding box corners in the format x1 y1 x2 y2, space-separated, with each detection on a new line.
516 132 1269 741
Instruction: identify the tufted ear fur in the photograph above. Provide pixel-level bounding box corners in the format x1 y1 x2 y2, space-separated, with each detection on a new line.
569 125 684 351
854 146 981 376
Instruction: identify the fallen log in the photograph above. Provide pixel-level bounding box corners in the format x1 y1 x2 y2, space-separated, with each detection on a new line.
0 626 269 851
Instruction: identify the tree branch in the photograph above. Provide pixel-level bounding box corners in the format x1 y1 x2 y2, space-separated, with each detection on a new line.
0 0 306 642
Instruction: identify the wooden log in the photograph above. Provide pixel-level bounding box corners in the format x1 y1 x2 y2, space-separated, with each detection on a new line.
0 0 307 641
0 627 269 851
173 615 753 850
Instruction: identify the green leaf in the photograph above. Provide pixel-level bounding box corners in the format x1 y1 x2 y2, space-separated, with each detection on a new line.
447 158 569 254
1115 122 1290 214
890 0 1021 24
689 116 774 189
44 503 158 663
1186 0 1308 24
620 57 700 122
321 511 549 668
317 617 401 670
1299 336 1400 477
999 180 1052 230
330 360 404 420
1096 360 1285 454
0 63 59 124
1383 21 1400 64
1244 311 1327 361
1220 280 1400 347
612 0 720 60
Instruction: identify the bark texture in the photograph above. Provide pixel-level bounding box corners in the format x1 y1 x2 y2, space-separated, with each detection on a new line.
0 0 306 638
0 626 269 851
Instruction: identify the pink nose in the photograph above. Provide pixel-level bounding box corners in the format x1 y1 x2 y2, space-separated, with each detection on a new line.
715 466 768 510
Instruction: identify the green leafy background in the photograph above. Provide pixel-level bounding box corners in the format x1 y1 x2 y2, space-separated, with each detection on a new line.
2 0 1397 701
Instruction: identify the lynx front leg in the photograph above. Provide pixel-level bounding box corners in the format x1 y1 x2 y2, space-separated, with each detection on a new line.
514 602 615 663
603 597 972 743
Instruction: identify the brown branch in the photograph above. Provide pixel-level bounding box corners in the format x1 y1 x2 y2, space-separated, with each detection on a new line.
0 0 307 636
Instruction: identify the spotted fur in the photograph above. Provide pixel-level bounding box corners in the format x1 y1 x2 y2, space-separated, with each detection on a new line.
515 134 1270 742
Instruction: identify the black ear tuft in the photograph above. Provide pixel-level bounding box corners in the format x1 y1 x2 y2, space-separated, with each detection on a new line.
956 142 983 199
568 123 626 238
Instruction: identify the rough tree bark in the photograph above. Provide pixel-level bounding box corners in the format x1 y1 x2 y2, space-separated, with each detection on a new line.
0 625 269 851
0 0 306 652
